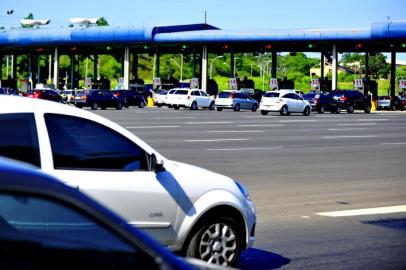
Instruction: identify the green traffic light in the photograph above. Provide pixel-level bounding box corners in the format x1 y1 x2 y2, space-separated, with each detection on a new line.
308 44 313 49
182 44 187 49
402 43 406 48
144 45 149 50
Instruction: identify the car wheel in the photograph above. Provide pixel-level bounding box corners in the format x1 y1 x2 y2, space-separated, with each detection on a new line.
116 103 123 110
186 217 241 266
168 104 173 108
209 102 215 110
101 106 107 110
347 105 354 113
280 105 288 116
190 102 198 110
233 103 240 112
303 106 311 116
217 107 223 111
260 110 268 115
173 105 179 110
91 102 98 110
124 98 129 108
75 104 83 109
364 105 371 113
139 101 145 108
251 103 258 112
336 106 341 114
157 104 162 108
318 106 325 114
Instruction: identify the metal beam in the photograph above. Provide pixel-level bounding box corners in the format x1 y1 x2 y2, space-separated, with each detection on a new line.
391 50 396 96
124 46 130 89
271 51 277 78
230 52 235 78
202 45 208 91
53 47 59 88
332 44 337 90
320 51 325 79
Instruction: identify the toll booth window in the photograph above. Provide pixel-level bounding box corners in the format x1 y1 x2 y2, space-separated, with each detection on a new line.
0 113 41 167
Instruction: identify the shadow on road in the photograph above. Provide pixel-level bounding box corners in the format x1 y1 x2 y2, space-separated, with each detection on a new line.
237 248 291 270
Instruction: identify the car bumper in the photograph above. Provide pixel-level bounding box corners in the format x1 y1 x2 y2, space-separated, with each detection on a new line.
259 103 283 111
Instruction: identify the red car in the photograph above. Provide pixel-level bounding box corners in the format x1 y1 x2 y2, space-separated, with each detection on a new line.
25 89 63 103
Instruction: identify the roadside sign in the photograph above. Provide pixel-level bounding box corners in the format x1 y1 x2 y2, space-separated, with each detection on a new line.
354 79 363 89
118 77 124 84
190 78 199 89
310 78 320 89
153 77 161 90
85 77 92 87
269 78 278 89
228 78 238 90
399 79 406 89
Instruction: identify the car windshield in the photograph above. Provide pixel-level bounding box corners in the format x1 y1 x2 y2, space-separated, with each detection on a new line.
264 92 280 98
379 96 390 100
76 91 87 97
218 92 232 98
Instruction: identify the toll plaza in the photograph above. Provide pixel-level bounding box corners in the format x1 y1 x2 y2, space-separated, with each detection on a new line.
0 21 405 99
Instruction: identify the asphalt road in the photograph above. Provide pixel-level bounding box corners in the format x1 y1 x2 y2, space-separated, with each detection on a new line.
94 107 406 270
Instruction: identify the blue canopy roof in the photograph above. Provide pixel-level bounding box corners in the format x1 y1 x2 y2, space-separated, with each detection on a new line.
0 22 405 47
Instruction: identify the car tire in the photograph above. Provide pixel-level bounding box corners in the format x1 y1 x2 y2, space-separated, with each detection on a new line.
139 101 145 108
280 105 288 116
260 110 268 115
209 102 215 110
217 107 223 111
116 103 123 110
251 103 258 112
190 102 198 110
347 105 354 113
303 106 311 116
75 104 83 109
157 104 162 108
364 105 371 114
233 103 240 112
318 106 325 114
173 105 179 110
101 106 107 110
91 102 98 110
186 217 241 266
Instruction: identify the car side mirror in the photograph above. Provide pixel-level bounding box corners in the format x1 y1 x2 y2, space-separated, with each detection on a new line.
149 153 165 172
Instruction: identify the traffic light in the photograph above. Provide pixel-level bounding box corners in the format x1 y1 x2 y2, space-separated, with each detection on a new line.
308 44 314 49
223 44 229 50
402 43 406 48
181 44 188 49
356 43 362 49
264 44 272 50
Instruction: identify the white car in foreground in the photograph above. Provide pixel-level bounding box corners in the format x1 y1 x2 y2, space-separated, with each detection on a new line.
260 90 311 116
0 95 256 266
167 88 215 110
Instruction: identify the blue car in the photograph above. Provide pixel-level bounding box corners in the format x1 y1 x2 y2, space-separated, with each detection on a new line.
0 158 202 270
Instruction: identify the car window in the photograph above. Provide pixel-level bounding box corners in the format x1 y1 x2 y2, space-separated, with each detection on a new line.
264 92 279 98
283 93 294 99
199 91 208 97
191 91 200 96
44 114 148 171
0 113 41 168
174 90 188 95
0 192 159 269
218 92 231 98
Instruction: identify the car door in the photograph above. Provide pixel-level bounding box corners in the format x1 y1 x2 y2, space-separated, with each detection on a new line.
40 113 178 245
199 91 211 107
293 93 306 112
283 93 296 112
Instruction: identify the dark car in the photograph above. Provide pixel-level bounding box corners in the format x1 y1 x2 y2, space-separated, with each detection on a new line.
111 90 146 108
25 89 63 103
0 157 201 270
303 92 322 111
377 96 405 111
315 90 371 114
72 89 124 110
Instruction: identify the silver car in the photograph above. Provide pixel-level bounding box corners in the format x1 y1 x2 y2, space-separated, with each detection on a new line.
215 91 258 112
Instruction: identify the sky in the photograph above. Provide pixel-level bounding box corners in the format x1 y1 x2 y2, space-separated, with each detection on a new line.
1 0 405 30
0 0 405 60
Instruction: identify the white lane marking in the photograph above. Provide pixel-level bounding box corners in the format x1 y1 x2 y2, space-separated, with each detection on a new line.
381 142 406 145
323 135 377 139
237 124 284 127
184 138 249 142
243 116 272 118
126 125 180 129
314 115 343 118
155 116 196 119
328 128 366 131
207 130 264 133
337 123 376 126
206 147 283 151
185 121 233 124
358 119 388 122
316 205 406 217
278 120 318 123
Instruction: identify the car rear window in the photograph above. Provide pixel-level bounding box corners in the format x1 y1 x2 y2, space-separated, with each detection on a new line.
264 92 280 98
219 92 232 98
174 90 188 95
0 113 41 167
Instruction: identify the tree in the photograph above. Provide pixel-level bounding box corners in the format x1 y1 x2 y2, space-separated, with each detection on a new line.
21 13 34 28
97 17 109 26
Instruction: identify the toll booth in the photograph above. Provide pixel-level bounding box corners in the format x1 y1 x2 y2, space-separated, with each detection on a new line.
91 78 110 90
319 79 332 92
278 77 294 89
161 76 179 90
207 79 219 96
0 78 17 90
237 77 254 89
129 82 150 99
354 78 377 98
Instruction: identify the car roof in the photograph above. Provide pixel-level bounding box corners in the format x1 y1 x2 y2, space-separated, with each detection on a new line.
0 95 160 160
0 157 190 269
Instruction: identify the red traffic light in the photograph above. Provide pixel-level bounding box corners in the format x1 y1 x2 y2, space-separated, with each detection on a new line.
356 43 362 49
223 44 229 50
265 44 273 50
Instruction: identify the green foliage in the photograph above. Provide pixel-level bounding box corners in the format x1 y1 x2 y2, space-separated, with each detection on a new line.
97 17 109 26
341 52 389 79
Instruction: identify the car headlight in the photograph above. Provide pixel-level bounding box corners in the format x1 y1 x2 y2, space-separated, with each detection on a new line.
235 181 251 201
